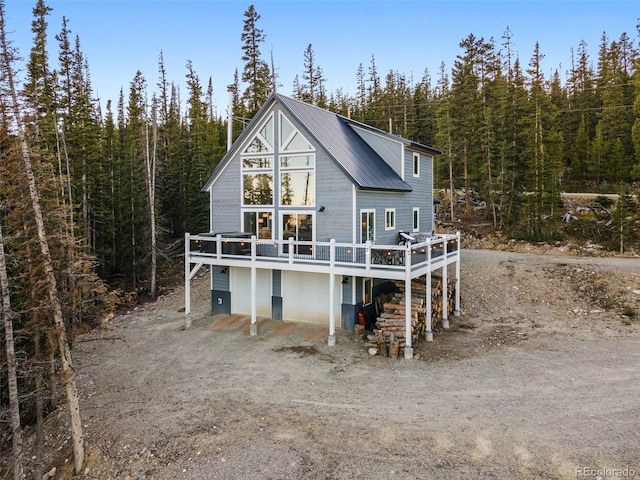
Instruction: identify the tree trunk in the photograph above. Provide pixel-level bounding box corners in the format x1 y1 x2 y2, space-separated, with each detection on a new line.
463 136 471 218
0 219 24 480
145 97 157 299
0 5 85 473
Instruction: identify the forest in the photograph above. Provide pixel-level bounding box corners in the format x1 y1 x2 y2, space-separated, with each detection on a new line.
1 1 639 477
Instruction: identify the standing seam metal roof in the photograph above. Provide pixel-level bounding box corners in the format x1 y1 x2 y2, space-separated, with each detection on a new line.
203 93 440 192
276 94 412 192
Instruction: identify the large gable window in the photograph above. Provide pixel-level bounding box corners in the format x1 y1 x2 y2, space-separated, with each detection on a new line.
244 115 274 154
280 113 314 152
242 114 274 206
243 173 273 206
280 155 315 206
279 113 315 207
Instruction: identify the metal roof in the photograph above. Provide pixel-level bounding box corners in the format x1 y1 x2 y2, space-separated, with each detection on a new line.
203 93 440 192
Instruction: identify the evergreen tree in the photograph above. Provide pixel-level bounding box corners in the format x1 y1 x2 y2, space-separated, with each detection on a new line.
570 116 590 186
185 61 216 233
298 43 326 107
519 42 564 239
240 4 271 117
450 33 485 218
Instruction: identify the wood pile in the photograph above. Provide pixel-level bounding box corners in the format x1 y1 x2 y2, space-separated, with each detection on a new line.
367 275 458 357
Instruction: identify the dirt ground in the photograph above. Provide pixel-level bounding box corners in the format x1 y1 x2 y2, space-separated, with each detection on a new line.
12 247 640 479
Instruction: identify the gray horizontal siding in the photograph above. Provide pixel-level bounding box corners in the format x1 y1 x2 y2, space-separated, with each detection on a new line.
210 156 242 233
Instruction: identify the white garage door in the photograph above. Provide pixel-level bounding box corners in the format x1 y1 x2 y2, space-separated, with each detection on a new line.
231 267 272 317
283 272 341 326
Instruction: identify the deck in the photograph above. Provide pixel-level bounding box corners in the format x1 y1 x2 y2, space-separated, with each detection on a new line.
184 232 461 358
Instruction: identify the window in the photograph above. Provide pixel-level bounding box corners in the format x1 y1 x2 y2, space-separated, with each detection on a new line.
360 210 375 243
243 114 274 153
280 114 314 152
385 208 396 231
413 152 420 177
242 115 274 207
243 173 273 206
413 208 420 232
363 278 372 305
243 211 273 239
280 155 315 206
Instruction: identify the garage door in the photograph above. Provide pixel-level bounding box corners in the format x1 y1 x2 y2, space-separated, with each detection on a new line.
283 272 341 326
231 267 272 317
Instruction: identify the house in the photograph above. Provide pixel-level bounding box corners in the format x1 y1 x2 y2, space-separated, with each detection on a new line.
184 93 460 359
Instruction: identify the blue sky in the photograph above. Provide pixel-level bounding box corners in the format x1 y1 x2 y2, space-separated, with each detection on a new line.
4 0 639 115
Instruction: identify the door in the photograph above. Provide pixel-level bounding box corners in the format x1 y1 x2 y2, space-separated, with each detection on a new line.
281 212 314 255
360 209 375 243
231 267 272 317
283 272 341 326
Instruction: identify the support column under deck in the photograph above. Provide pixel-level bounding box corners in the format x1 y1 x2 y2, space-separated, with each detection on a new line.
442 260 449 329
404 246 413 359
250 236 257 336
425 272 433 341
328 239 336 346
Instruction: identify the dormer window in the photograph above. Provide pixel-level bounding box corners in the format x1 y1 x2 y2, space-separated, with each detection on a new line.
413 152 420 177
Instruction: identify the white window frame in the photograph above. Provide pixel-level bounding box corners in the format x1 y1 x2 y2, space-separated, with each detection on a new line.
413 152 420 177
360 209 375 243
412 207 420 232
242 209 274 240
385 208 396 231
279 154 316 207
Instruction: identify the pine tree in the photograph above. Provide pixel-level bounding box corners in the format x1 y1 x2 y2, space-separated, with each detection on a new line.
123 71 149 288
240 4 271 117
0 1 85 471
300 43 326 106
450 34 485 218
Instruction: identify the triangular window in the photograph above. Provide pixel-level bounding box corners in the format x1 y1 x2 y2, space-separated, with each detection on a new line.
280 113 314 152
243 114 274 154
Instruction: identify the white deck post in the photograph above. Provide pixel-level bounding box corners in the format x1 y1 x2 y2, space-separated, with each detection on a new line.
442 252 449 329
184 232 191 329
288 237 294 264
250 235 257 336
425 270 433 342
328 239 336 346
454 232 461 316
425 238 433 341
365 240 371 273
404 244 413 359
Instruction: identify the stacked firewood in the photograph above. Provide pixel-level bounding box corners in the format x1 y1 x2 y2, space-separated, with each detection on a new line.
366 275 458 358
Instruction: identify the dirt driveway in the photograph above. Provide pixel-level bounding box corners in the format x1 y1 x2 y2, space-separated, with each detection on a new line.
45 249 640 479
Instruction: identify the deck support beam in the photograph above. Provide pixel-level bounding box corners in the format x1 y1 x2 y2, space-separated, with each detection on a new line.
454 231 461 316
328 239 336 346
250 236 257 336
404 245 413 359
442 260 449 329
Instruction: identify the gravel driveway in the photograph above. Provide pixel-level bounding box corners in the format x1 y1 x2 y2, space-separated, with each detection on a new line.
34 249 640 479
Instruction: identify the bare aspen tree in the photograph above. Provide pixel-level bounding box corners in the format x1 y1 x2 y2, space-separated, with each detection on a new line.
0 2 85 473
0 216 24 480
144 94 158 298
